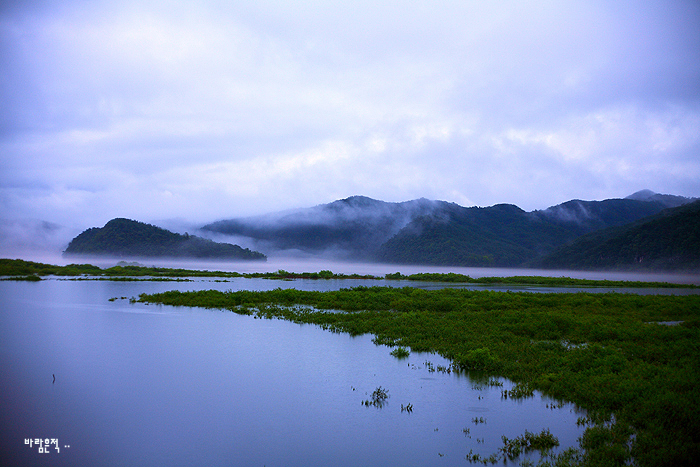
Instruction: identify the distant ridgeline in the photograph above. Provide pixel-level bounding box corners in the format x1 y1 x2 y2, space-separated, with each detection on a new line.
537 199 700 271
201 191 699 271
64 218 266 261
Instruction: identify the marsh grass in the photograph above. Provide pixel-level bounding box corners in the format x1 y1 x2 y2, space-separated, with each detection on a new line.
0 274 41 281
363 386 389 408
136 286 700 466
500 429 560 460
466 429 560 465
502 382 535 400
3 259 696 288
389 346 410 359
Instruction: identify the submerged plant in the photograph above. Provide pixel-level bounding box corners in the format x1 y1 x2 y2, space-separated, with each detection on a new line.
499 428 560 460
436 364 451 373
465 449 499 464
501 382 534 399
471 377 503 390
485 378 503 387
371 386 388 403
390 346 410 359
373 335 398 346
363 386 389 408
465 429 561 465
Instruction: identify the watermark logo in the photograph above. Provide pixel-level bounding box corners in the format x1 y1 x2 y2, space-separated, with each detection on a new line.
24 438 70 454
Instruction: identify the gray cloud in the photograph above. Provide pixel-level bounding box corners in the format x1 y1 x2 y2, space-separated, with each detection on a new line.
1 0 699 236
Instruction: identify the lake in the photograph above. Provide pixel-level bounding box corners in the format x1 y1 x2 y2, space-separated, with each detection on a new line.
2 259 698 466
0 275 595 467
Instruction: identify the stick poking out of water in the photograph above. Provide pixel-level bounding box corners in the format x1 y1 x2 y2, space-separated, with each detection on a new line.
53 374 55 384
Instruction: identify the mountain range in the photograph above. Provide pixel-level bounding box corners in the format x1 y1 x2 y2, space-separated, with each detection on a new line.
202 190 699 271
58 190 698 271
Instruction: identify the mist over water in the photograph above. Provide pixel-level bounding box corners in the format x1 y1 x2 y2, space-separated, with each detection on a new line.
4 192 699 286
7 247 700 286
0 220 81 259
2 210 699 287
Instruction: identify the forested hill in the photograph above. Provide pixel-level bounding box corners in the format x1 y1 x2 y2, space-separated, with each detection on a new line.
202 196 441 259
374 199 674 267
202 192 696 268
537 200 700 271
64 218 266 260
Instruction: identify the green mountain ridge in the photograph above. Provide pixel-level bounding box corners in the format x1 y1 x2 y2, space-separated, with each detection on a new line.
62 191 698 270
63 218 266 261
375 203 571 267
537 200 700 271
203 191 697 269
202 196 441 259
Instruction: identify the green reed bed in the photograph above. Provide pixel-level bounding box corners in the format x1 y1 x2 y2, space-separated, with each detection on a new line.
2 259 696 288
388 271 698 288
0 259 376 280
0 259 241 278
136 286 700 466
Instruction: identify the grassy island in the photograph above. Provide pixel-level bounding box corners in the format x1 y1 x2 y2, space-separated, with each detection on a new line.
1 259 697 288
136 286 700 466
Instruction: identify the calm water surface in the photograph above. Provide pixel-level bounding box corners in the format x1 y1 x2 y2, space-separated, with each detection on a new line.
4 269 685 467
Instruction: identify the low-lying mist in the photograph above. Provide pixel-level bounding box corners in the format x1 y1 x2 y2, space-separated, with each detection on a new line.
0 218 80 260
4 191 698 279
7 250 700 286
199 196 446 260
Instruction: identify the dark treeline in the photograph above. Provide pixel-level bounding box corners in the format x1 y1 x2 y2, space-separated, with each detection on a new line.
137 287 700 467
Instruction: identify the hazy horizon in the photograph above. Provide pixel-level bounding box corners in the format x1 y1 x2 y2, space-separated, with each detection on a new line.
0 188 697 261
2 0 699 231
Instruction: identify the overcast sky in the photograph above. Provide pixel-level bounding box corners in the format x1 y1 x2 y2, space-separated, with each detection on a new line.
2 0 699 231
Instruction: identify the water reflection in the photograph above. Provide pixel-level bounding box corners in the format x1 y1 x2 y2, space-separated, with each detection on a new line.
0 279 593 466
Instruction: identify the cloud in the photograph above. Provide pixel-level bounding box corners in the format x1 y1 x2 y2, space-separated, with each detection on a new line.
1 0 699 234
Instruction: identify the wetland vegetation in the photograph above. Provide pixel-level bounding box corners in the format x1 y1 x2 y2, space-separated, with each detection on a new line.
1 259 696 289
389 346 410 358
136 286 700 466
466 428 562 465
363 386 390 408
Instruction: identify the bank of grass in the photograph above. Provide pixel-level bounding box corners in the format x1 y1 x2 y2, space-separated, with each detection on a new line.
137 286 700 466
387 271 698 288
0 259 378 280
0 258 241 278
1 259 696 288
